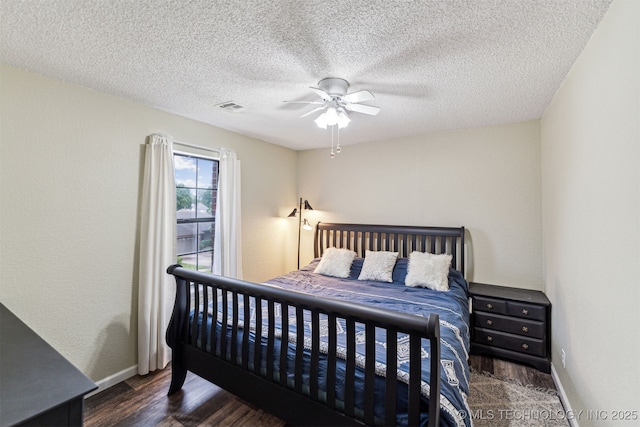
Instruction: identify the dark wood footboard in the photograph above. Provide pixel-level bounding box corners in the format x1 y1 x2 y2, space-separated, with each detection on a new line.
166 265 441 427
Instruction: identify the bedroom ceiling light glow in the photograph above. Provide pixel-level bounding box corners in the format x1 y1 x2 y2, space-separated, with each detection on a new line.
314 107 350 129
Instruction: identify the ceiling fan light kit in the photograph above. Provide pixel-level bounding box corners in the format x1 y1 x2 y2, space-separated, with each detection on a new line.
313 106 350 129
285 77 380 157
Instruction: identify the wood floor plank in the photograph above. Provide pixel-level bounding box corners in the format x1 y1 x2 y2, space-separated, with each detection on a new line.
156 416 184 427
201 400 248 426
126 367 173 391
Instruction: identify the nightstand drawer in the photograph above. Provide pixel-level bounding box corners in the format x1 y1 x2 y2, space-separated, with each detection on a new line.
474 327 545 357
472 296 507 314
507 301 546 321
475 312 545 339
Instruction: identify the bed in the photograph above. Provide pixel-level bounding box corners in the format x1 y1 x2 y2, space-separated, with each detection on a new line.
166 222 471 426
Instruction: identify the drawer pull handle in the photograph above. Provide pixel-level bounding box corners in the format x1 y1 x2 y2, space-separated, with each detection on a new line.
487 336 493 342
522 343 529 350
522 326 529 333
522 309 529 315
486 320 493 326
486 303 493 309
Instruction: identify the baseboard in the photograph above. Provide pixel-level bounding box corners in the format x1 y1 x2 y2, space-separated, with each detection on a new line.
551 362 579 427
85 364 138 398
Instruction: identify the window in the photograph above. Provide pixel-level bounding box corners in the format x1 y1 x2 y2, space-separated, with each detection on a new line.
174 153 219 273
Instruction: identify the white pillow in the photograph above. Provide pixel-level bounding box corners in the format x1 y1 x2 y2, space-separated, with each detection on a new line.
314 247 357 278
357 250 399 282
405 251 452 291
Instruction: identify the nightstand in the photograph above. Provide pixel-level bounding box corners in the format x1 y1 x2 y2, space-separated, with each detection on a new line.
469 282 551 373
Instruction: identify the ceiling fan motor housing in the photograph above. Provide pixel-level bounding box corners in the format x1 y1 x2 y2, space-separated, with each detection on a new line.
318 78 349 97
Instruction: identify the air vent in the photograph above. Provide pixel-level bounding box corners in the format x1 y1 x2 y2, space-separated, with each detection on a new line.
214 101 245 112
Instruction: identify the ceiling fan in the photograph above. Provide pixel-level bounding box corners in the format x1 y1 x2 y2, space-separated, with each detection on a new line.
285 78 380 129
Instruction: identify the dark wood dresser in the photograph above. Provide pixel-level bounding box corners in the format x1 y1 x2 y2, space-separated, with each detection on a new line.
469 282 551 373
0 303 97 426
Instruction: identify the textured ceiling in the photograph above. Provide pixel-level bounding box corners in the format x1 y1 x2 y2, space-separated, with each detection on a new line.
1 0 612 151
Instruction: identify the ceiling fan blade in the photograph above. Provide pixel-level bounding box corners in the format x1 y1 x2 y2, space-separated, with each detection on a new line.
344 103 380 116
341 90 375 104
283 100 325 104
309 87 332 101
299 106 325 118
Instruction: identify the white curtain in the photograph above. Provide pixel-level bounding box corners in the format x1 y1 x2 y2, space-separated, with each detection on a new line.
213 148 243 279
137 134 176 375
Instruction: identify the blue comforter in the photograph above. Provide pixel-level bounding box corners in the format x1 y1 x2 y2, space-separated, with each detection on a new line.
198 258 471 426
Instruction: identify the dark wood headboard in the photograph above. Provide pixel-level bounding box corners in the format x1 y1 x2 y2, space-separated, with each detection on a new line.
314 222 465 276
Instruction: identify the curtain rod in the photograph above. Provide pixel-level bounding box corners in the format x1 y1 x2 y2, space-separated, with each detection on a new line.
173 139 221 155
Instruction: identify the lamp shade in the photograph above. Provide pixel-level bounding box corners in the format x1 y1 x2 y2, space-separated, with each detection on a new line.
314 112 329 129
337 109 350 128
288 208 297 217
324 107 338 124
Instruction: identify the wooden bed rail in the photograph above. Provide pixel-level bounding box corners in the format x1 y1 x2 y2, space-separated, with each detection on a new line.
166 265 441 426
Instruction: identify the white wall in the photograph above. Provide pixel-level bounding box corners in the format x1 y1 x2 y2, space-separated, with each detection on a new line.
298 120 542 289
0 64 298 383
541 0 639 423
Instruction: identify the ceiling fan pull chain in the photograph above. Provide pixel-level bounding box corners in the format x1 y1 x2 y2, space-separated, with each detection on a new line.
336 126 342 154
330 125 335 158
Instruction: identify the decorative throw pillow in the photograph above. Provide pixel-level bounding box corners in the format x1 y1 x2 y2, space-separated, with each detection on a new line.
314 247 357 278
349 258 365 279
357 250 399 282
405 251 452 291
392 257 409 283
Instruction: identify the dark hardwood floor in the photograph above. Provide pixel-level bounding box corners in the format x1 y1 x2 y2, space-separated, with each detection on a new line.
469 354 557 390
84 367 285 427
85 355 556 426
